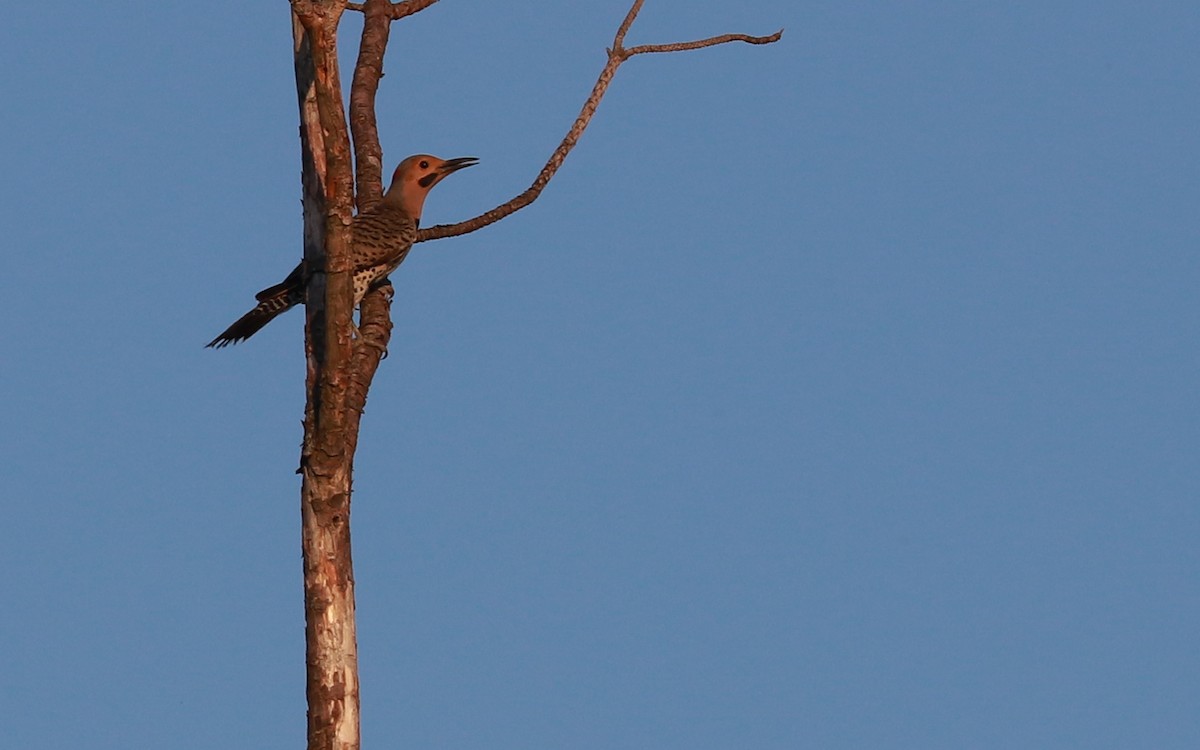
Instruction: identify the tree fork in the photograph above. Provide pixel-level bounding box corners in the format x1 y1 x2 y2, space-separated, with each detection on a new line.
286 2 779 748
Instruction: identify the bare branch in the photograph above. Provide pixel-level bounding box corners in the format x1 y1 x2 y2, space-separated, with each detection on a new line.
349 0 393 211
344 0 406 378
390 0 439 21
624 29 784 57
416 3 782 243
613 0 644 49
416 53 621 242
348 0 439 19
346 281 394 447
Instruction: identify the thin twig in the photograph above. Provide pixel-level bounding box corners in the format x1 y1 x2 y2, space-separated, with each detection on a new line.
625 30 783 57
613 0 644 49
416 54 622 242
416 2 781 243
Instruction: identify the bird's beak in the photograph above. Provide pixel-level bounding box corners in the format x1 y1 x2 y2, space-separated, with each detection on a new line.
439 156 479 175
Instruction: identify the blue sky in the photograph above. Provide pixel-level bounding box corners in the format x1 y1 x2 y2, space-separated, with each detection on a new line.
3 1 1198 747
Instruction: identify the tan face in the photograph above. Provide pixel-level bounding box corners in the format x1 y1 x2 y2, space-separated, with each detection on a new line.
388 154 478 218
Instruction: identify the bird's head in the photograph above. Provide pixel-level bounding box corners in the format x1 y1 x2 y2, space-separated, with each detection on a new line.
384 154 478 220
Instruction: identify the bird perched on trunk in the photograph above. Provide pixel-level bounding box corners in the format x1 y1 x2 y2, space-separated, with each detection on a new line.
207 154 478 348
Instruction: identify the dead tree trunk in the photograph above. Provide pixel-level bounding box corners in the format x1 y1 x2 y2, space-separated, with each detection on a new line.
284 2 780 748
292 3 368 748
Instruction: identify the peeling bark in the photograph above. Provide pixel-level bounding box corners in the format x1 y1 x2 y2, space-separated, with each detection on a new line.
292 2 360 749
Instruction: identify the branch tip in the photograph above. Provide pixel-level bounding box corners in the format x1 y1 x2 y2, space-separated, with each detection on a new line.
613 0 645 50
416 7 781 243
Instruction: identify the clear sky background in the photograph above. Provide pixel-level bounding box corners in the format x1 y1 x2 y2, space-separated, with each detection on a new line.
3 1 1197 748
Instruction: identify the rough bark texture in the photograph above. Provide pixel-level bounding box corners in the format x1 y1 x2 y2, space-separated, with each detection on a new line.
349 0 391 212
293 2 361 749
282 2 779 749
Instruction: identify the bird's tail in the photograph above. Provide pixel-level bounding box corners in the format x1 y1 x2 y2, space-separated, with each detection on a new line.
206 263 305 348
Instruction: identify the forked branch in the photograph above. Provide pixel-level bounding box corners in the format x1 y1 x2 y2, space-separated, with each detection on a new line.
416 0 782 243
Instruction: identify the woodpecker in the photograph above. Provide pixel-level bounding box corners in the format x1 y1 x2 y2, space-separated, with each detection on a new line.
206 154 477 348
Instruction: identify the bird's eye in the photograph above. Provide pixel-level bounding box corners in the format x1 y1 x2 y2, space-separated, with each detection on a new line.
419 160 430 169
